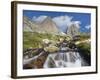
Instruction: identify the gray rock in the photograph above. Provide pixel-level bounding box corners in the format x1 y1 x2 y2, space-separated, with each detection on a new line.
67 23 80 37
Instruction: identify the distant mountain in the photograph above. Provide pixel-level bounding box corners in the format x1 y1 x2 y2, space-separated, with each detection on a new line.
67 23 80 37
23 16 32 32
23 16 40 32
40 17 59 34
23 16 59 34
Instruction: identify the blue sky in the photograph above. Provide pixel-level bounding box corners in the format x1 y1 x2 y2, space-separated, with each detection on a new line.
23 10 91 33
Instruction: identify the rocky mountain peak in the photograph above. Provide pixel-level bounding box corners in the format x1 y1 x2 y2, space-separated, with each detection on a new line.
67 23 80 37
41 17 59 34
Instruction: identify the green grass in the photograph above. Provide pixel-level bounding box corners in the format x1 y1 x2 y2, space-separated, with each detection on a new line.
79 32 90 40
77 42 90 56
23 32 67 49
24 32 91 51
76 42 91 64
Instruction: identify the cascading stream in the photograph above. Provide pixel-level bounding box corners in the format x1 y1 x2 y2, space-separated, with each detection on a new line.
23 42 89 69
43 48 82 68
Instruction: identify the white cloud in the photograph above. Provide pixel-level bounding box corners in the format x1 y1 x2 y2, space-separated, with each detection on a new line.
52 15 73 27
52 15 73 32
85 25 91 29
32 15 47 23
52 15 81 32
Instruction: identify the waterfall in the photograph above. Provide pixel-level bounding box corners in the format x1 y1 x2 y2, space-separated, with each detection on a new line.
43 51 82 68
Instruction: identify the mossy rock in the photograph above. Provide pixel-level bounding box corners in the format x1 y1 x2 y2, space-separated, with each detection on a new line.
44 45 59 53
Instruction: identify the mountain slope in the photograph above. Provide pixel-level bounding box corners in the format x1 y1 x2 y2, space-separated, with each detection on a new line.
41 17 59 34
23 16 59 34
23 16 40 32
